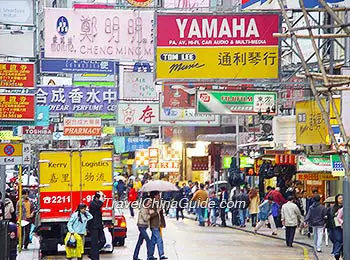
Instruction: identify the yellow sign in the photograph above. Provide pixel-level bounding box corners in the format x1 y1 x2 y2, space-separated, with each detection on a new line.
156 47 279 79
79 150 113 192
39 150 113 192
39 151 71 192
297 173 339 181
0 143 22 156
0 131 22 141
296 99 340 145
102 127 116 135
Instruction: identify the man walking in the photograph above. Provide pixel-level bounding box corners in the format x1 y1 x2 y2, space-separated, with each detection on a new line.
191 184 208 226
281 196 303 247
88 192 106 260
236 188 249 228
305 194 328 252
219 187 228 227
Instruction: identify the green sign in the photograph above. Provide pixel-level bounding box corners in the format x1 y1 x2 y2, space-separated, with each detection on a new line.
73 81 115 86
196 91 277 115
240 156 254 168
222 156 232 169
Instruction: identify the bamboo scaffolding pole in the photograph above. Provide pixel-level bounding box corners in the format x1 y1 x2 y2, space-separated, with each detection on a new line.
318 0 350 34
291 23 350 31
274 33 349 38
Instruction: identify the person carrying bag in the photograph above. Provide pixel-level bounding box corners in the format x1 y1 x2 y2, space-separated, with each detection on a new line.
66 204 93 260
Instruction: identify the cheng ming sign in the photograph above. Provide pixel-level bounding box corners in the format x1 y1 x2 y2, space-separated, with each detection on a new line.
44 8 154 61
0 62 35 88
156 13 280 79
0 94 35 120
63 117 102 136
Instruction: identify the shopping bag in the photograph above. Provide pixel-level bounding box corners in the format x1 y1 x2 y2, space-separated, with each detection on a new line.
102 227 113 251
204 208 208 221
169 208 176 218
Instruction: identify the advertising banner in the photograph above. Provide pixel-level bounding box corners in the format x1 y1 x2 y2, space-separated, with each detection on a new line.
296 100 332 145
44 8 154 61
331 154 345 177
149 161 180 172
0 94 35 120
63 117 102 136
196 91 277 115
163 0 210 9
125 137 151 151
0 0 34 25
297 155 332 172
41 59 116 74
0 62 35 88
117 102 220 126
0 30 35 58
296 173 339 181
36 86 117 113
122 72 156 99
160 108 217 121
156 13 280 79
22 125 54 140
41 76 72 86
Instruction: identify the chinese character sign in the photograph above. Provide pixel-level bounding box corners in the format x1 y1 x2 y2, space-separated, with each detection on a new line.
296 100 330 145
117 102 159 126
125 137 151 151
36 86 117 113
44 8 154 61
63 117 102 136
156 14 280 79
41 59 116 74
0 94 35 120
0 62 35 88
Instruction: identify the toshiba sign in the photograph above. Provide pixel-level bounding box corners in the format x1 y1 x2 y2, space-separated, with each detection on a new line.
63 117 102 137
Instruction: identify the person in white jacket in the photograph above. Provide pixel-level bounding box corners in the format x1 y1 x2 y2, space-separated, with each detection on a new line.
281 196 303 247
4 194 14 220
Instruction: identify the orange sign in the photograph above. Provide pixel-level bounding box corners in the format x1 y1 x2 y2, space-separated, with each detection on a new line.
0 94 35 120
296 173 339 181
0 62 35 88
63 117 101 136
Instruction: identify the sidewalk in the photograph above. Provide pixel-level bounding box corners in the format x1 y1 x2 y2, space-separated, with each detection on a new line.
184 211 334 260
17 235 40 260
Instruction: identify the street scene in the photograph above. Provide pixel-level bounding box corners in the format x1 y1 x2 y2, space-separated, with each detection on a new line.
0 0 349 260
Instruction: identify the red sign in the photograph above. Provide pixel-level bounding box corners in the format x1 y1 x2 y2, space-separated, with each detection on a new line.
0 62 35 88
0 94 35 120
275 154 296 165
192 156 209 171
22 125 54 136
162 83 253 108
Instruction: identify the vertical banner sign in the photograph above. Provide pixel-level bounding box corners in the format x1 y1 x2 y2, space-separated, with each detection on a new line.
44 8 154 61
0 62 35 88
331 154 345 177
196 91 277 115
0 94 35 120
156 13 280 79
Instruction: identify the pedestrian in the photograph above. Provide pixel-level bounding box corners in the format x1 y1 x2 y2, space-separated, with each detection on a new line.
116 180 126 200
88 192 106 260
128 185 138 218
209 191 219 226
162 192 172 216
16 189 35 249
330 194 343 260
281 196 303 247
254 196 277 236
133 196 156 260
66 204 93 260
306 189 319 238
4 194 14 221
236 188 249 228
191 184 208 226
149 191 168 260
133 178 143 193
304 194 328 252
174 182 185 221
248 188 260 227
219 187 228 227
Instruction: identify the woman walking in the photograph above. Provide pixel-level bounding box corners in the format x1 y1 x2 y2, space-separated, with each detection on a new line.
254 196 278 236
248 188 260 227
330 194 343 260
66 204 93 260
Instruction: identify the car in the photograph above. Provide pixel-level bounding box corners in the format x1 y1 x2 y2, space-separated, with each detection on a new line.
113 215 127 246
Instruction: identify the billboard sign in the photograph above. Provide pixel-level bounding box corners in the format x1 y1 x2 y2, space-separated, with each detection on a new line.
0 62 35 88
122 72 156 99
156 13 280 79
44 8 154 61
0 0 34 25
160 108 217 121
297 155 332 172
41 59 116 74
41 76 72 86
196 91 277 115
63 117 102 136
22 125 54 140
0 94 35 120
36 86 117 113
125 137 151 151
0 30 35 58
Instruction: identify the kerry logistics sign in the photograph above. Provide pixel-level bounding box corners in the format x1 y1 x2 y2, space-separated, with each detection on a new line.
156 13 281 80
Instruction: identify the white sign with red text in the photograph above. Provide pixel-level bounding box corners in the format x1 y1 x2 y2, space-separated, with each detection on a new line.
63 117 102 136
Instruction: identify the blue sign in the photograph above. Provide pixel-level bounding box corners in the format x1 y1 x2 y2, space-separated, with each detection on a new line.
56 16 69 36
125 137 151 152
116 127 132 134
113 137 126 154
41 59 116 74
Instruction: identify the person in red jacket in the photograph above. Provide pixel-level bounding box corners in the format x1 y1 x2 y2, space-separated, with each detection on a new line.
128 186 138 217
265 187 287 207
